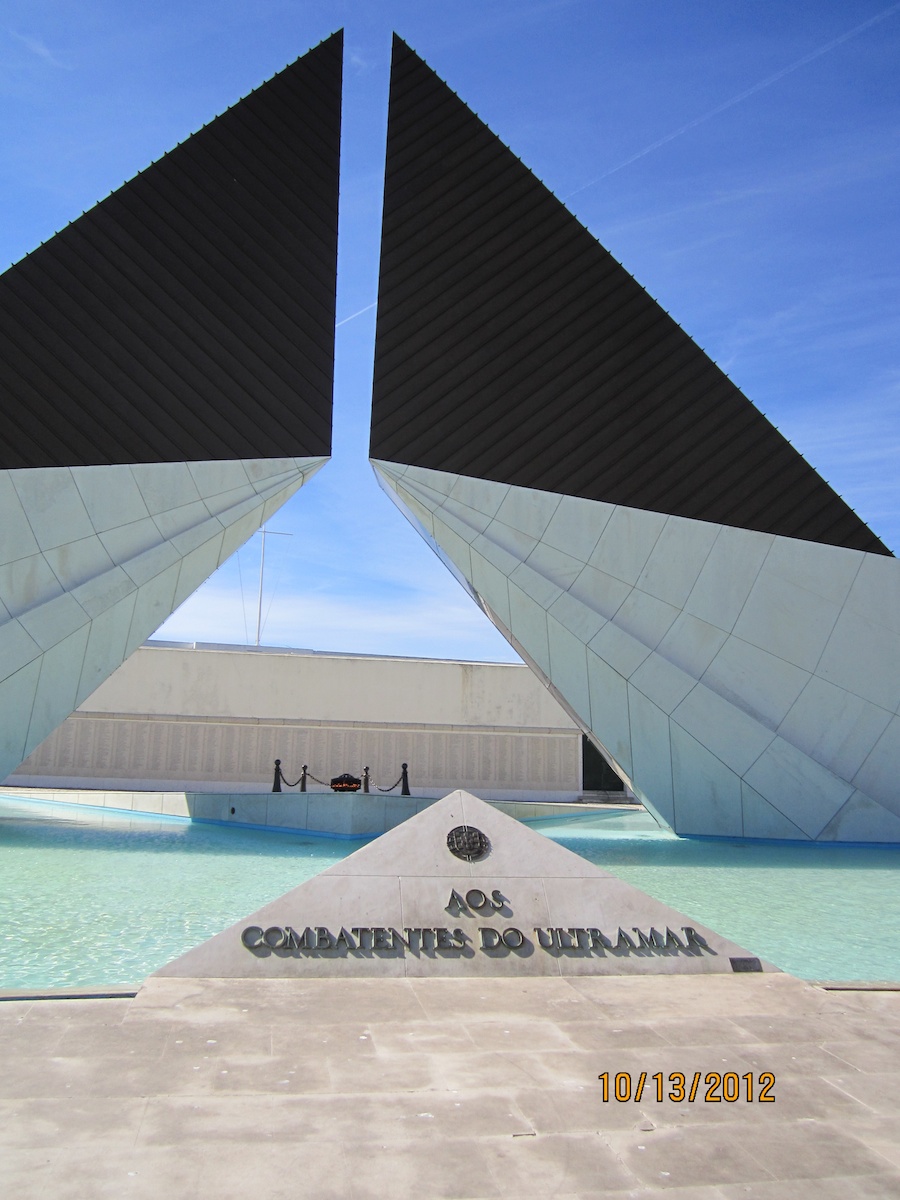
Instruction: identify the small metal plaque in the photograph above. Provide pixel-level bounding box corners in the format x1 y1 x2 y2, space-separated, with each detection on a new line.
447 825 491 862
730 956 763 973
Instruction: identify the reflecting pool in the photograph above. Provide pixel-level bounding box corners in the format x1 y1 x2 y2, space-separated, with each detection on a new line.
1 794 898 988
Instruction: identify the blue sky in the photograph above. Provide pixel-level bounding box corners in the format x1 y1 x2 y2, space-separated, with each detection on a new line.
3 1 898 660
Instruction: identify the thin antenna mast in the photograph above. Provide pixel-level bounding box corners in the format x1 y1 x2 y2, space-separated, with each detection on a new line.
254 527 292 646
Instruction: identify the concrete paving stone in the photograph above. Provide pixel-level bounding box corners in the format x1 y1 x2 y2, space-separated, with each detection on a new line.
483 1130 641 1195
605 1125 774 1190
729 1013 860 1044
409 976 600 1021
0 1096 148 1149
157 1020 275 1059
826 989 900 1019
364 1020 477 1055
53 1018 169 1058
1 976 899 1198
463 1016 585 1053
49 1142 353 1200
646 1073 872 1128
139 1091 508 1147
134 976 430 1023
718 1178 900 1200
821 1037 900 1074
734 1121 895 1181
512 1084 648 1134
841 1114 900 1172
735 1041 864 1077
586 1043 758 1084
0 1018 67 1056
423 1047 582 1092
340 1133 506 1199
324 1049 440 1093
0 1149 65 1196
650 1018 759 1047
558 1020 671 1053
821 1070 900 1115
10 996 134 1024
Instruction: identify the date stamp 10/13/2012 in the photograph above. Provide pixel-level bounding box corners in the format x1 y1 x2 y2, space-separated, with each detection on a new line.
598 1071 775 1103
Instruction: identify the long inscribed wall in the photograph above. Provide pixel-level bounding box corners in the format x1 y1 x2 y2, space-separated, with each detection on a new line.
14 711 581 793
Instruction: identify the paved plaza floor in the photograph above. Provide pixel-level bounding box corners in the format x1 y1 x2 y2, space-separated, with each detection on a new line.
1 973 899 1198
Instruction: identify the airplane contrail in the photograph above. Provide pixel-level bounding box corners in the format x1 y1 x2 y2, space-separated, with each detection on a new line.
564 3 900 201
336 301 377 327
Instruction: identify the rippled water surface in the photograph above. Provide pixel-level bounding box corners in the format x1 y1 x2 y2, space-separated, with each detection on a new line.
536 810 900 982
1 795 898 987
0 795 364 989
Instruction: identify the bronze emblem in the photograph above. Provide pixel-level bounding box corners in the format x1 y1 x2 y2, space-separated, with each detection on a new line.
446 825 490 862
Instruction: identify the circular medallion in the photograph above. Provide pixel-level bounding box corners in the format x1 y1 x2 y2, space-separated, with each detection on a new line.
447 825 491 862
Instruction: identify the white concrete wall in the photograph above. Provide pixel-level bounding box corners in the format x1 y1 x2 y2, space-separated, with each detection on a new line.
0 458 323 785
375 461 900 843
10 643 585 796
77 643 573 728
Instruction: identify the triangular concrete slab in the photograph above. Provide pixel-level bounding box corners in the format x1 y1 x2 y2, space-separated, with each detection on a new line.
155 791 777 979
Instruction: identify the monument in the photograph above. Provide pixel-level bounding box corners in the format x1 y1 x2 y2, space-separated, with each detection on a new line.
370 37 900 844
0 34 341 786
156 791 775 978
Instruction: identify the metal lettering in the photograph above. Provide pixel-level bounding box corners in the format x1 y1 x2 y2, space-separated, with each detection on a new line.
501 927 525 949
446 889 468 915
665 928 685 950
264 926 286 949
682 927 709 949
490 889 506 911
241 926 264 949
315 927 333 950
632 927 666 949
615 928 636 950
556 928 575 948
373 927 392 950
533 927 555 949
465 889 488 910
435 927 456 949
333 927 356 951
282 927 305 950
480 928 502 949
587 928 610 949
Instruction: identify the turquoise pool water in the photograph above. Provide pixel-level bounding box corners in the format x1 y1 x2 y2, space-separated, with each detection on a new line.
0 795 364 990
535 811 900 983
1 795 898 988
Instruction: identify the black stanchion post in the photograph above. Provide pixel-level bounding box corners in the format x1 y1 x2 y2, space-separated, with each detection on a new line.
401 762 410 796
273 759 282 793
363 766 370 794
300 765 308 793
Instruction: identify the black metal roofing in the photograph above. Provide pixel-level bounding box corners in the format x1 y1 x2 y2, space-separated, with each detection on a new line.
0 32 341 468
370 37 889 555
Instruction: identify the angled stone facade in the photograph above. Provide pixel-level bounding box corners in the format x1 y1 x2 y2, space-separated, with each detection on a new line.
0 35 341 781
0 457 325 785
370 40 900 843
374 463 900 842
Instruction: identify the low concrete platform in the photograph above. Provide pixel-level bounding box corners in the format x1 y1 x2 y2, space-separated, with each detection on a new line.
2 973 898 1197
0 784 644 837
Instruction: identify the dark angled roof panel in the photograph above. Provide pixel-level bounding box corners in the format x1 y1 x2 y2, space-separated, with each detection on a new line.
370 36 889 555
0 31 342 468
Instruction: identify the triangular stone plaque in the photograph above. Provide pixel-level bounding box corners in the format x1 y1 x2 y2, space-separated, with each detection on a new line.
155 792 777 978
